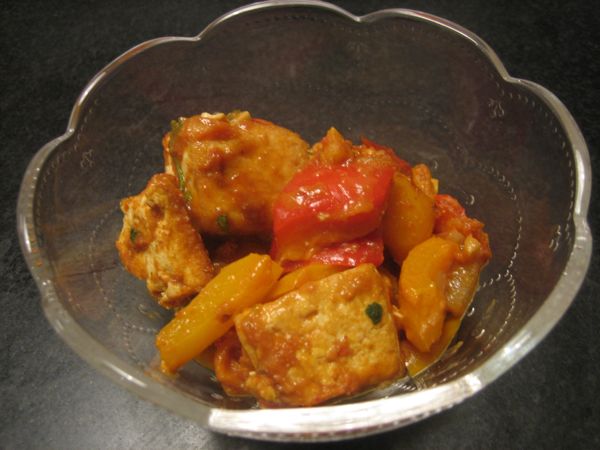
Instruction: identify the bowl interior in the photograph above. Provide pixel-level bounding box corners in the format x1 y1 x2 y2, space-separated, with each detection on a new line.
26 4 580 415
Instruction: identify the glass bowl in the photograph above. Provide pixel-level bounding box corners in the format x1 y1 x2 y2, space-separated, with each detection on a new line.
17 0 592 442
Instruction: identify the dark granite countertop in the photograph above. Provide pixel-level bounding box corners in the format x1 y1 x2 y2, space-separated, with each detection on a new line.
1 1 598 448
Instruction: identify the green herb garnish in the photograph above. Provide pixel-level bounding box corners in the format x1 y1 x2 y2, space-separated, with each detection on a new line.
168 117 191 201
216 214 229 233
169 117 185 153
173 158 192 202
365 302 383 325
130 228 139 243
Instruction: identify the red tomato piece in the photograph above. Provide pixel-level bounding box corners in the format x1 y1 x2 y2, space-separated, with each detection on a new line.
434 194 491 261
434 194 467 227
359 137 412 176
310 230 385 267
271 162 394 263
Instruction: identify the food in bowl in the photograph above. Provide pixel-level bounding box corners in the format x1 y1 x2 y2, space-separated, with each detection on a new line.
115 110 491 407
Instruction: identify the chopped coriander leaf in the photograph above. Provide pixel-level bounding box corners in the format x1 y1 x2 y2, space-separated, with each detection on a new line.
216 214 229 233
365 302 383 325
169 118 185 153
173 159 192 202
129 228 139 243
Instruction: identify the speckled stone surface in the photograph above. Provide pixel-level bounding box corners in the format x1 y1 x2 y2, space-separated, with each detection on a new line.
1 1 598 448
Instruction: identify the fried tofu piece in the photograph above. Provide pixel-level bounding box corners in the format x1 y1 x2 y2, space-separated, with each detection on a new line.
116 173 213 308
232 264 404 406
163 111 309 237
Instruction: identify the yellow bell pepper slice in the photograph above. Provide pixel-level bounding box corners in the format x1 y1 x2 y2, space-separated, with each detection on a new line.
399 236 458 353
382 173 435 265
401 316 462 376
267 263 344 301
156 253 282 373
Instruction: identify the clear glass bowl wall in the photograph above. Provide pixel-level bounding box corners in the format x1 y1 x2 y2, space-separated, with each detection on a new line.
18 2 591 441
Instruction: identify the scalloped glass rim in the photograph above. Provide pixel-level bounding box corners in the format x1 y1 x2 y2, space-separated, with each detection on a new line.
16 0 592 442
